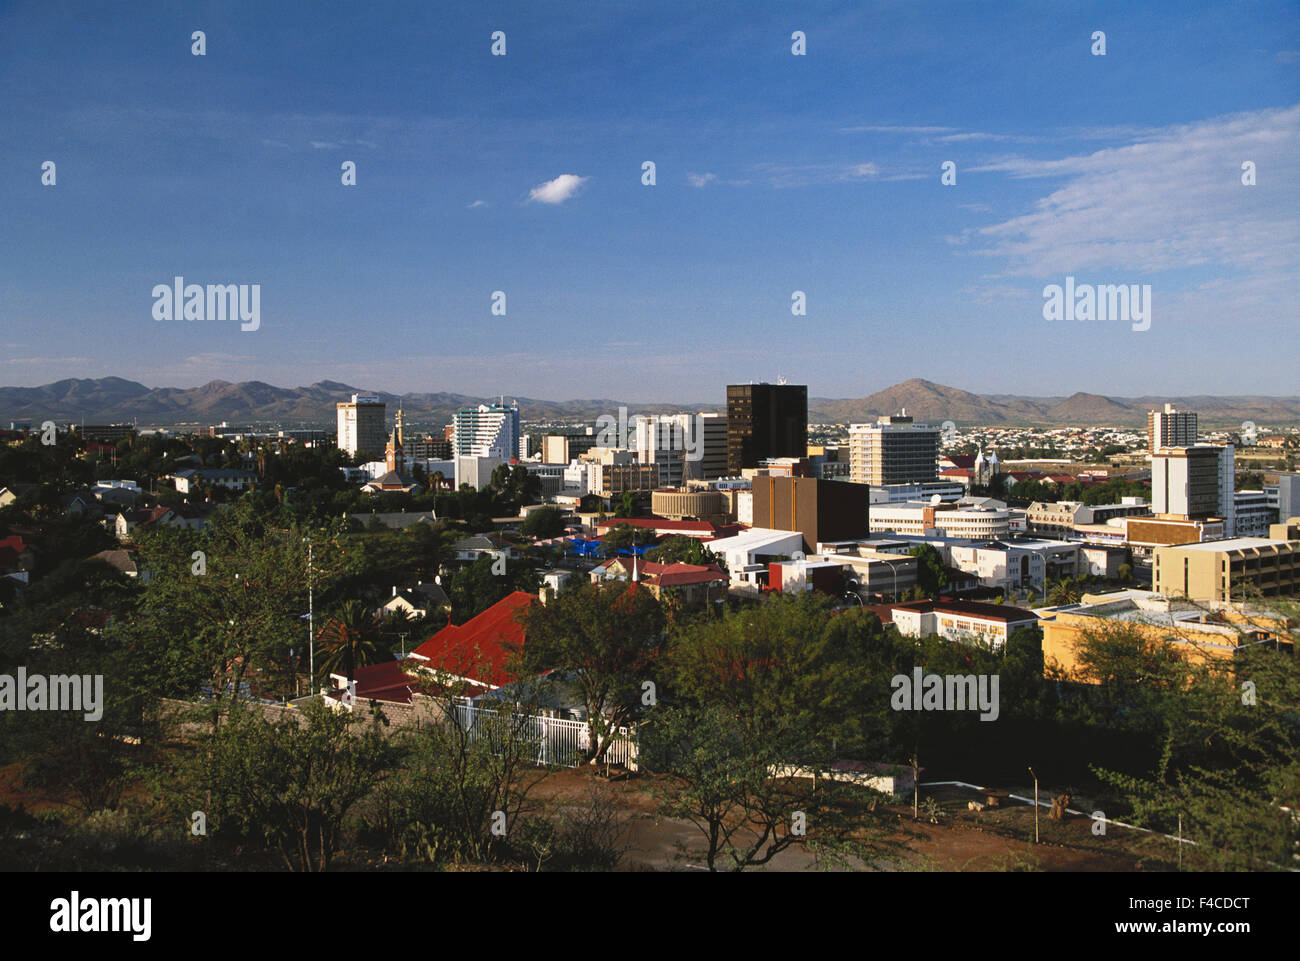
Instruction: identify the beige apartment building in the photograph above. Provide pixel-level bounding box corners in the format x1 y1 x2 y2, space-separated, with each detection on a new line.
336 394 387 456
1154 537 1300 603
848 414 940 486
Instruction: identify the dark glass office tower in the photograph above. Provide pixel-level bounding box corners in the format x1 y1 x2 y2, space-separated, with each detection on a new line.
726 383 808 475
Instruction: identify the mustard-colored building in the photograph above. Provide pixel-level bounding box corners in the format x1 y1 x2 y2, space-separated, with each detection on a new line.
1041 591 1294 683
1153 537 1300 603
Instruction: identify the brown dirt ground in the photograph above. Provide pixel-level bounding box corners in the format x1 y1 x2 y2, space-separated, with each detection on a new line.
2 759 1177 872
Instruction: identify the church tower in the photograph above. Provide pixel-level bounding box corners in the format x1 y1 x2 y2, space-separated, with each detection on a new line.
385 408 406 473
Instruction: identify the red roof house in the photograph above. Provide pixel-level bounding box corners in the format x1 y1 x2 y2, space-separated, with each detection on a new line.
407 590 536 690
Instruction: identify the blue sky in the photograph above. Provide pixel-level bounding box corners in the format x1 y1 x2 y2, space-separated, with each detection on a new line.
2 0 1297 402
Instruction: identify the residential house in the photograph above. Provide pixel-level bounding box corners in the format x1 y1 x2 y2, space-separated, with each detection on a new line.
888 598 1041 649
380 582 450 620
170 468 256 495
452 533 519 563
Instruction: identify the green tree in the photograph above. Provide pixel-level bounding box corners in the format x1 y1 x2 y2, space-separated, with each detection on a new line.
647 534 725 571
315 600 384 684
1079 606 1300 870
371 683 550 865
446 553 540 622
175 699 397 871
520 506 566 540
518 579 666 763
907 544 949 598
642 595 897 870
601 522 655 556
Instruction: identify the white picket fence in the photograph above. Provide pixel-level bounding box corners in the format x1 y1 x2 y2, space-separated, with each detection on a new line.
451 704 638 770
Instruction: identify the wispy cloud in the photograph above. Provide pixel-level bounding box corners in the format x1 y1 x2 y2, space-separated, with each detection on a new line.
750 160 881 187
968 105 1300 279
527 173 588 204
840 124 957 134
3 356 91 366
467 199 488 208
687 172 717 188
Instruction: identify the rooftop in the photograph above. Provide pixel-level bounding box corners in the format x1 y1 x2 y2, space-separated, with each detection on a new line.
1171 537 1291 552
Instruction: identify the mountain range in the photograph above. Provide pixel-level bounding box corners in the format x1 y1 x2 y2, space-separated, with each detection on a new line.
0 377 1297 429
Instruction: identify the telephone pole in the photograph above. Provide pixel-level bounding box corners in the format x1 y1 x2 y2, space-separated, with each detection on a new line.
1028 766 1039 844
307 537 314 692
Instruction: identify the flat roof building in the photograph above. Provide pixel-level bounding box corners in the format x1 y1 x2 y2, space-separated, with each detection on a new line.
849 413 940 487
337 394 386 457
726 383 807 475
1154 537 1300 603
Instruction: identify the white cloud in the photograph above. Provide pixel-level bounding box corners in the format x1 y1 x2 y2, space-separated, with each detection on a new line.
751 160 881 187
687 172 718 188
467 199 488 208
840 125 957 134
969 105 1300 279
527 174 588 204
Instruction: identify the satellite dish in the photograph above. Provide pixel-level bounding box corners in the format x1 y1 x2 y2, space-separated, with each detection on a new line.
930 494 942 506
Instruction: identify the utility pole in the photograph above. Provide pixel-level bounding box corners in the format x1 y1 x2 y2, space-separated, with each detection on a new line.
912 753 919 820
1028 766 1039 844
307 536 314 692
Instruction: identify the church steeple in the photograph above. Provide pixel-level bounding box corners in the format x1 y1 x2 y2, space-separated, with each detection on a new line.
386 407 405 473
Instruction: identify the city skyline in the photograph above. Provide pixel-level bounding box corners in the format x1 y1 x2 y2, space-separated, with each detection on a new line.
3 1 1298 398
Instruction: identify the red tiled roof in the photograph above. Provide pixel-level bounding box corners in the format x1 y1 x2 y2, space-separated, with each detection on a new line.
639 561 728 587
327 660 417 704
945 454 977 469
408 590 536 688
939 468 974 478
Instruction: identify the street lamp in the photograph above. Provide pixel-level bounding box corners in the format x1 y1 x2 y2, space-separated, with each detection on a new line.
1028 765 1040 844
873 556 902 602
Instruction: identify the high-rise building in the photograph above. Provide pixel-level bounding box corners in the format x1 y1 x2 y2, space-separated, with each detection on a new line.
541 432 597 464
1271 473 1300 522
1148 403 1198 452
726 383 807 475
1152 445 1225 522
336 394 387 457
848 413 941 486
693 412 728 480
453 403 521 461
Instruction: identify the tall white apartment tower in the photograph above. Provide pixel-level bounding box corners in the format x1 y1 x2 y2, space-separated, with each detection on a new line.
336 394 387 456
1148 403 1198 453
1151 442 1234 535
453 403 522 460
848 412 940 486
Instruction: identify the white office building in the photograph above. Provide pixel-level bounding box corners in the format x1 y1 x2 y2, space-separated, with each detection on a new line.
870 502 1011 540
848 413 941 486
453 403 521 460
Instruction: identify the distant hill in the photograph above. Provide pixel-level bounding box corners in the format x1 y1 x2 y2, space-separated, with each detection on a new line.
0 376 1296 429
807 378 1300 427
0 378 718 428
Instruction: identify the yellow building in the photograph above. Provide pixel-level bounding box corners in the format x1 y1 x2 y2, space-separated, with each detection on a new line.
1041 591 1294 682
1153 537 1300 603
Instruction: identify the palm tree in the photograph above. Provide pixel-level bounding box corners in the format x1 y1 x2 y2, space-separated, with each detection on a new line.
315 600 384 685
1046 577 1083 606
